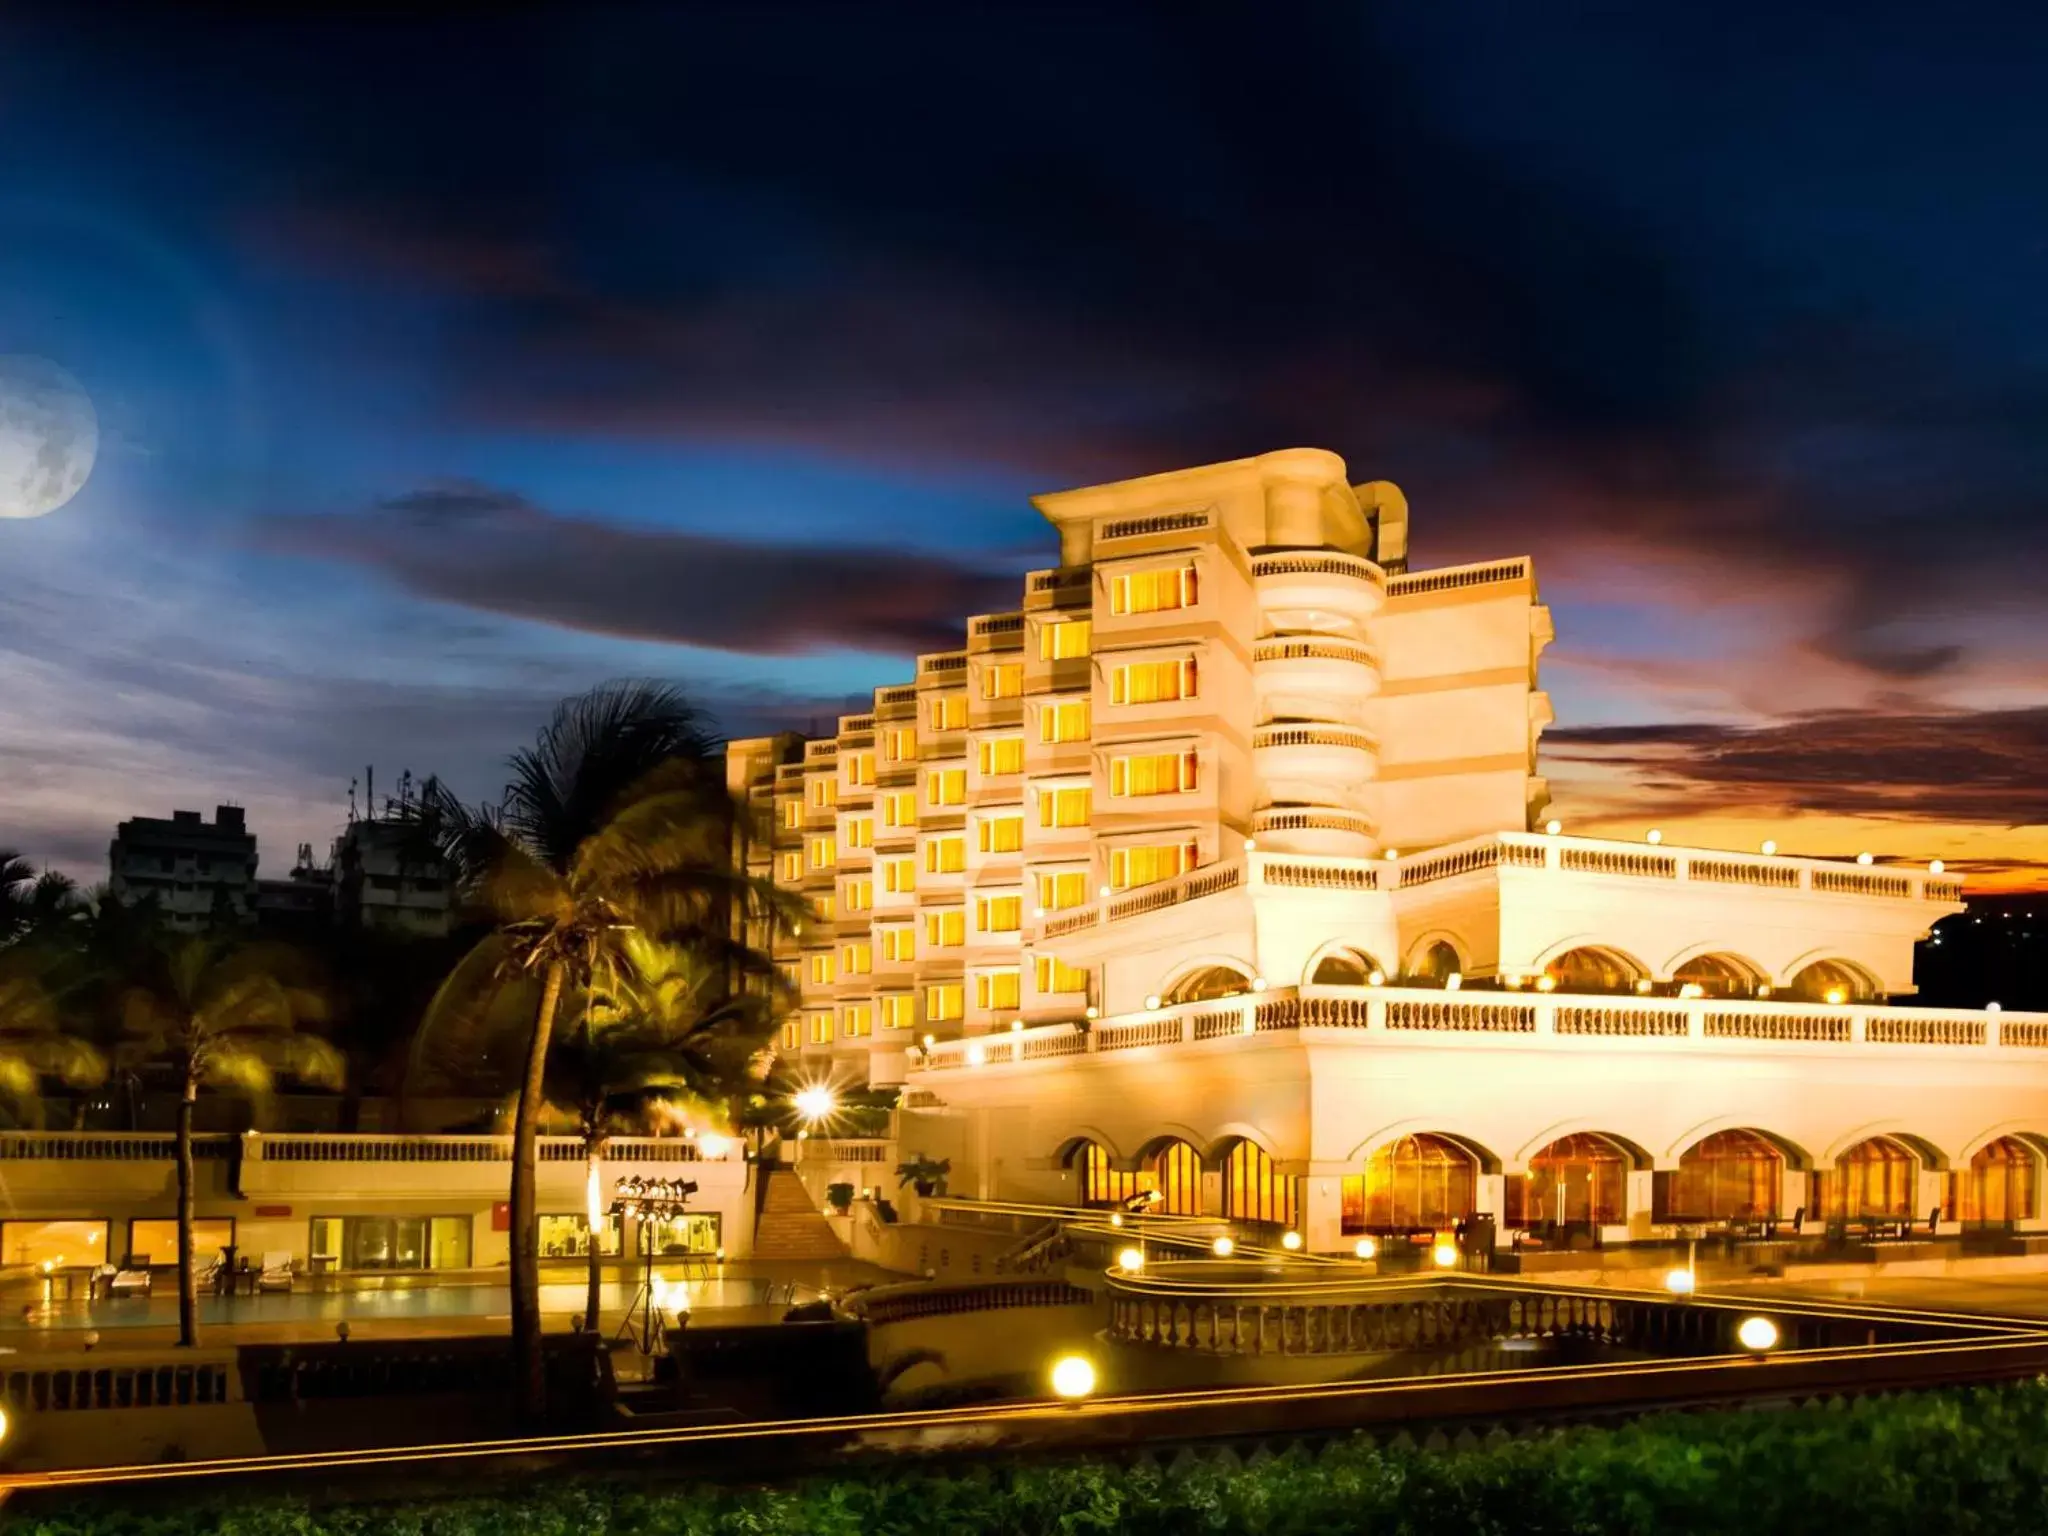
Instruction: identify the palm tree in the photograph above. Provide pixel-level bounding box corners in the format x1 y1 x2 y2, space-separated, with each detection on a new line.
555 936 782 1330
0 854 80 948
424 681 802 1418
0 945 105 1126
118 936 339 1346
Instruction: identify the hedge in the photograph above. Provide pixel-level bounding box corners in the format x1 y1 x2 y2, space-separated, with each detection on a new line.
20 1380 2048 1536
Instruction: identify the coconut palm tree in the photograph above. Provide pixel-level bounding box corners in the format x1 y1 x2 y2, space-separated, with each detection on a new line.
0 945 105 1126
118 936 339 1346
423 681 802 1418
0 854 81 948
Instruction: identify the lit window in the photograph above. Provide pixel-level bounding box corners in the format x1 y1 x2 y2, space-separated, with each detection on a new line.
778 850 802 882
1109 657 1198 706
1039 618 1092 661
926 768 967 807
845 815 873 849
924 909 966 947
979 815 1024 854
842 877 873 912
1039 699 1091 743
1037 786 1092 828
1037 870 1088 910
844 750 875 787
881 994 916 1030
881 790 918 828
808 1012 834 1044
925 983 964 1022
809 776 838 809
840 1002 873 1038
977 969 1021 1010
807 836 836 870
978 736 1025 776
881 926 916 963
980 661 1024 701
882 856 917 893
782 801 802 831
976 894 1022 933
1110 841 1199 889
780 1020 799 1051
924 834 966 874
1109 750 1200 798
809 953 836 986
840 942 872 976
1035 955 1090 994
1110 564 1199 615
884 727 918 762
929 694 967 732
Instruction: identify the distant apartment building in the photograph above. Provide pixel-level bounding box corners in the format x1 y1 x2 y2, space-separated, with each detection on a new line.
108 806 259 930
334 818 454 937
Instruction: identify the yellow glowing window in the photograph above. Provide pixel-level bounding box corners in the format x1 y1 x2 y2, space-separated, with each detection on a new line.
882 856 916 893
979 815 1024 854
1110 564 1199 615
844 750 875 787
884 727 917 762
807 836 836 870
924 909 965 947
1037 786 1091 828
978 736 1025 776
980 661 1024 701
842 878 872 912
1039 698 1091 743
1110 841 1199 889
1110 657 1198 706
778 850 802 882
976 894 1022 933
925 983 964 1022
1036 871 1088 910
1039 618 1092 661
881 926 916 963
808 1012 834 1044
781 1020 800 1051
929 694 967 732
926 768 966 807
808 953 835 986
809 776 838 808
977 969 1021 1010
840 942 872 975
881 994 916 1030
1035 955 1090 994
840 1003 873 1038
1110 750 1200 798
924 834 966 873
882 790 918 828
845 815 873 849
781 801 802 831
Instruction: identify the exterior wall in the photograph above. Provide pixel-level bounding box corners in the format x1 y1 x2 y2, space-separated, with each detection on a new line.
108 806 259 929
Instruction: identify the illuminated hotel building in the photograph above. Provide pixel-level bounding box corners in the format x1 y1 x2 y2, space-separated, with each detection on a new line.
731 448 2044 1256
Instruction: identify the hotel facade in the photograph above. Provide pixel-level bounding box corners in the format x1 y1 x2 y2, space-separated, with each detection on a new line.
730 447 2048 1258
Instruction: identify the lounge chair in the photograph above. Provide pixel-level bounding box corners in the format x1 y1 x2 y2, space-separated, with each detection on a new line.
256 1251 294 1292
107 1254 153 1298
192 1248 226 1291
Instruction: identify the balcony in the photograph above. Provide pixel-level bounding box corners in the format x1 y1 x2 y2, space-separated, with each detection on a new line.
1251 550 1385 635
1250 806 1378 859
1252 722 1378 804
1252 636 1380 724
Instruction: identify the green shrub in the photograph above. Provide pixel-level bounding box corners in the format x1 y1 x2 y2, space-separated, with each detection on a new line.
21 1381 2048 1536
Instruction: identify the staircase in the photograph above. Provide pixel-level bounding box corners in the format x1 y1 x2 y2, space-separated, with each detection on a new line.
751 1167 851 1261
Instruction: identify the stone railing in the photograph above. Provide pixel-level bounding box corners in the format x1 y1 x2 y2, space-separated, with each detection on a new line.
1384 557 1532 599
910 985 2048 1075
797 1138 892 1165
1252 810 1380 847
1250 551 1386 585
1100 509 1210 542
0 1134 235 1162
251 1134 731 1163
971 613 1024 636
1252 723 1378 754
1039 860 1247 940
1252 637 1381 669
854 1277 1092 1325
875 684 919 706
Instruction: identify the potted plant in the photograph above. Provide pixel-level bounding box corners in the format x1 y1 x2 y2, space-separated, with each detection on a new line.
896 1155 952 1197
825 1181 855 1214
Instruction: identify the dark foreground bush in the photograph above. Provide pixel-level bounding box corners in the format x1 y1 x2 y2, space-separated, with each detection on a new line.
20 1382 2048 1536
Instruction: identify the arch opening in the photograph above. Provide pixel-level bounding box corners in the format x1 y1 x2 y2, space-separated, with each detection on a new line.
1657 1128 1785 1221
1812 1135 1920 1220
1218 1139 1299 1227
1950 1135 2038 1227
1133 1137 1203 1215
1543 945 1647 995
1409 940 1462 985
1342 1132 1478 1234
1787 957 1884 1004
1164 964 1254 1005
1063 1139 1144 1208
1309 947 1384 986
1671 952 1766 1000
1508 1132 1633 1227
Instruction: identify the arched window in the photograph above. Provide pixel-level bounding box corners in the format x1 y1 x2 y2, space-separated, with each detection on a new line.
1950 1137 2036 1226
1811 1136 1918 1220
1671 953 1763 1000
1139 1140 1203 1216
1543 947 1644 995
1220 1141 1297 1226
1165 965 1252 1005
1511 1133 1630 1226
1661 1129 1784 1220
1310 949 1383 986
1787 958 1882 1004
1342 1133 1478 1233
1067 1141 1139 1207
1411 941 1461 984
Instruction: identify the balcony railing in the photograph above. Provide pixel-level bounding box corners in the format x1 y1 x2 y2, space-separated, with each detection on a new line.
1250 550 1385 584
1384 556 1532 598
910 985 2045 1074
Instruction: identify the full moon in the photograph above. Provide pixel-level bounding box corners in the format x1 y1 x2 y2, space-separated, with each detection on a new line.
0 355 98 520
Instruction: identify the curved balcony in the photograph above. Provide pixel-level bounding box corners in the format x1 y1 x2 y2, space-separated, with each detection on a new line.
1253 636 1380 724
1251 551 1386 635
1250 806 1378 859
1252 723 1377 806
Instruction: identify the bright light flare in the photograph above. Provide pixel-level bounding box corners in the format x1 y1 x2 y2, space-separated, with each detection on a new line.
1664 1267 1696 1296
792 1086 838 1123
1353 1237 1377 1260
1210 1236 1235 1258
1736 1315 1779 1351
1431 1241 1459 1268
1116 1247 1144 1273
1049 1354 1097 1399
1280 1230 1303 1252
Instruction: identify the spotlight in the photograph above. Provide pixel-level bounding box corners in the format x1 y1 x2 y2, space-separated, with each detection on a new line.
1353 1237 1377 1260
1536 975 1557 993
1857 852 1873 865
1108 1213 1124 1228
1145 995 1162 1011
698 1133 729 1160
1384 849 1400 860
1084 1006 1099 1019
1736 1315 1779 1352
1243 837 1257 853
1544 819 1561 835
1367 969 1386 986
1098 884 1112 899
1432 1241 1459 1269
1444 973 1462 991
1988 1001 2003 1014
1211 1236 1235 1258
1250 976 1268 992
1647 828 1663 845
1929 859 1945 874
1760 840 1777 856
1049 1354 1097 1400
1281 1231 1303 1252
1824 986 1847 1006
1664 1268 1696 1297
1635 979 1653 995
792 1086 838 1122
966 1043 986 1066
1116 1247 1144 1273
1011 1019 1024 1032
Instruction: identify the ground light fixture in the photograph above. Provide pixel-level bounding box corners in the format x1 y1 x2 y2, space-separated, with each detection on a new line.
1353 1237 1377 1260
1736 1315 1780 1352
1049 1354 1097 1400
1664 1267 1696 1297
1117 1247 1144 1273
1211 1236 1235 1258
1432 1241 1459 1269
1281 1230 1303 1251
